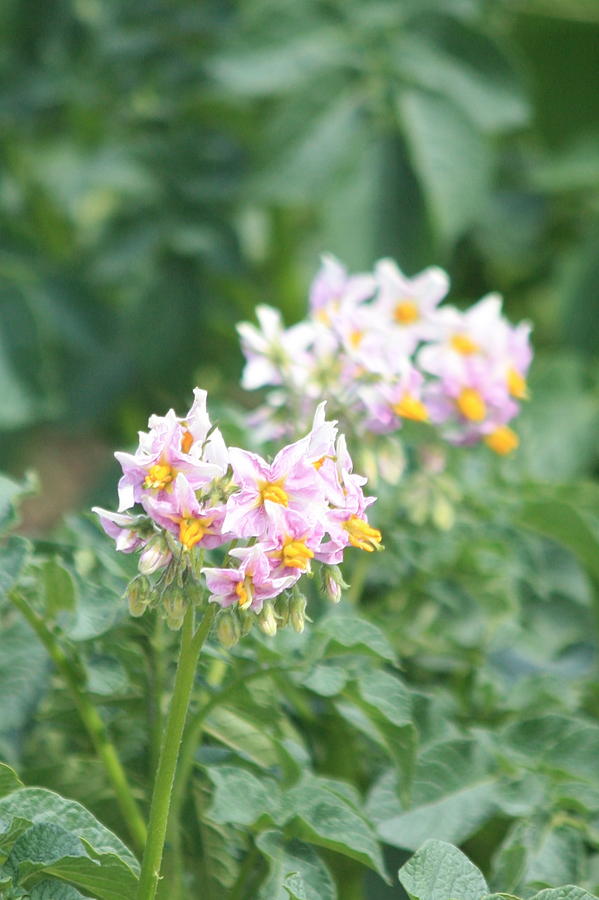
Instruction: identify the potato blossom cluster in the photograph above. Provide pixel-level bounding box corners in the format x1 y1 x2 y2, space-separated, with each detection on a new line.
238 256 533 456
93 389 380 635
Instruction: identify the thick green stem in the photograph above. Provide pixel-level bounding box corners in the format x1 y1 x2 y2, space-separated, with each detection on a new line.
136 603 216 900
9 590 147 854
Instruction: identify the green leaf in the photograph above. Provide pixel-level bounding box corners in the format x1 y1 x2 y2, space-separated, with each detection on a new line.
397 19 529 134
399 88 492 246
530 889 599 900
378 739 499 851
30 881 93 899
42 558 76 616
206 765 280 826
256 830 336 900
7 822 87 881
491 819 585 896
302 664 347 697
316 611 396 663
0 765 23 800
0 619 49 756
351 669 417 801
209 30 347 97
279 774 387 880
503 715 599 783
0 535 30 596
399 839 488 900
203 707 280 768
0 788 138 872
519 494 599 581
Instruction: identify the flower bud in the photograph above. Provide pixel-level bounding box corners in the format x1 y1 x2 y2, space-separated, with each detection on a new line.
216 609 241 648
431 494 455 531
138 536 172 576
239 610 254 636
258 601 277 637
163 586 187 631
290 592 307 634
274 592 290 628
322 565 348 604
126 576 151 617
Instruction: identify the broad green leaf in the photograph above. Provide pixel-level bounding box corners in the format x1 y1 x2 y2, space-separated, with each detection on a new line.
531 889 599 900
503 715 599 783
0 788 138 872
0 619 49 756
210 30 347 97
0 535 30 596
64 580 121 641
351 669 417 800
206 765 280 826
203 707 280 768
254 92 365 203
256 830 336 900
302 664 347 697
0 330 37 430
85 656 130 697
30 881 93 899
400 88 492 246
378 739 499 851
0 764 23 799
279 774 387 880
397 21 529 135
42 558 76 616
45 842 139 900
7 822 87 881
0 816 32 860
492 819 585 896
316 612 396 663
519 495 599 581
399 840 488 900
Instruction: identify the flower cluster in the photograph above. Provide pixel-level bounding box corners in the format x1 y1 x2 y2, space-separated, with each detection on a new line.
238 256 532 456
93 390 380 636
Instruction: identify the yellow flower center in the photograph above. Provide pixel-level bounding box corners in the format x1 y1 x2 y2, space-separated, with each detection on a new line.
180 429 194 454
144 462 175 490
392 393 428 422
280 537 314 570
507 368 528 400
394 300 419 324
450 333 480 355
315 308 331 326
349 329 363 349
456 388 486 422
258 479 289 506
343 515 382 552
484 426 519 455
178 516 213 550
235 578 253 610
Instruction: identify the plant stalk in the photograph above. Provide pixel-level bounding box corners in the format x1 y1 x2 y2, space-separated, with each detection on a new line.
9 590 147 854
136 602 216 900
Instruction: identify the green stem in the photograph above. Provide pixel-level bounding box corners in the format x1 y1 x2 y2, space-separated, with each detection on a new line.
345 552 371 605
136 603 217 900
9 590 147 854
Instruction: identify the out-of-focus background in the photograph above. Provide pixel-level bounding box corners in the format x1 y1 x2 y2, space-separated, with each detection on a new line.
1 0 597 527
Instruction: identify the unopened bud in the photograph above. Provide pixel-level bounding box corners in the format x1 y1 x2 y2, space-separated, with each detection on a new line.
126 576 151 617
238 610 254 636
216 609 241 648
138 536 172 576
321 565 348 604
431 495 455 531
274 593 290 628
290 592 307 633
163 586 187 631
258 602 277 637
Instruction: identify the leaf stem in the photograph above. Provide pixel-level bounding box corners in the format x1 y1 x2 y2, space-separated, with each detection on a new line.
136 602 217 900
9 589 147 855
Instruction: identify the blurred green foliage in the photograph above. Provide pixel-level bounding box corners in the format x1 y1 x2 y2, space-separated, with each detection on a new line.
0 0 598 470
